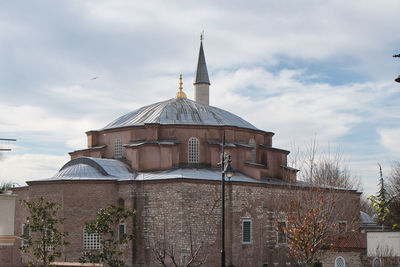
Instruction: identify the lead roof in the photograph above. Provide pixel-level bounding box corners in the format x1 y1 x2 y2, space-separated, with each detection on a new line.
194 40 210 85
101 97 258 131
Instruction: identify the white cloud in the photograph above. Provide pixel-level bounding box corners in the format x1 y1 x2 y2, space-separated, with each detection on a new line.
211 67 381 145
0 0 400 197
0 103 97 150
378 128 400 154
0 154 69 186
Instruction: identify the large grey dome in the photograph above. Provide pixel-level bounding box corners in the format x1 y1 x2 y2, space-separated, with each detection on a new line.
102 98 258 130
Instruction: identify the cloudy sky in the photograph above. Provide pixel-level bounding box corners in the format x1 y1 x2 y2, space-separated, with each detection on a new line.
0 0 399 196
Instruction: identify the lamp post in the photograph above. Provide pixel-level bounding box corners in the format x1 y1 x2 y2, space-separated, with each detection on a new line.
221 131 234 267
393 54 400 83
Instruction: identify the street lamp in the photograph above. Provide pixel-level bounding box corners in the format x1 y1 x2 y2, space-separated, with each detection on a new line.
393 54 400 83
220 131 234 267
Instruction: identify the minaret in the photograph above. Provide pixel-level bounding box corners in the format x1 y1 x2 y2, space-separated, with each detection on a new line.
194 34 210 105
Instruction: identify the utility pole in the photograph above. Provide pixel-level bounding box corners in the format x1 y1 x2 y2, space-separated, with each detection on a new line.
393 53 400 83
0 138 17 152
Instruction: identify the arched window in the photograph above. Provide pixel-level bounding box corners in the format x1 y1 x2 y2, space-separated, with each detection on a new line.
335 256 345 267
188 137 199 163
118 198 125 210
372 258 381 267
249 138 256 162
114 139 122 159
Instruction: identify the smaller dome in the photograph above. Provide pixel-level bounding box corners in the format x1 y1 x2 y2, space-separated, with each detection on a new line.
360 211 375 224
50 157 133 180
54 163 108 179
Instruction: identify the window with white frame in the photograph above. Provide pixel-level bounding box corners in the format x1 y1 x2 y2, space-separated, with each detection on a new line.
22 224 30 246
249 138 256 162
242 219 252 244
83 228 102 249
188 137 199 163
119 224 126 245
114 139 122 159
277 221 287 243
334 256 345 267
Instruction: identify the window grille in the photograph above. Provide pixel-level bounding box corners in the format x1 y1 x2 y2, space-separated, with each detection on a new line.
334 256 345 267
22 224 29 246
242 219 252 243
277 221 287 243
42 226 53 251
83 228 102 249
119 224 126 244
188 137 199 163
114 139 122 159
249 138 256 162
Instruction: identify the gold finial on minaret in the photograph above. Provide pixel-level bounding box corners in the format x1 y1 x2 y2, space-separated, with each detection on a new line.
175 72 187 99
200 30 204 42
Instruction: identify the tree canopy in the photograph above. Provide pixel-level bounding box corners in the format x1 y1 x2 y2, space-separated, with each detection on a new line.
79 204 135 267
20 197 68 267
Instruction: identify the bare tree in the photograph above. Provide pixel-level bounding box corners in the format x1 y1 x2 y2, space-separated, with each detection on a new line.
152 224 207 267
370 244 400 266
289 137 361 191
274 186 359 267
387 162 400 229
360 195 375 217
280 138 361 266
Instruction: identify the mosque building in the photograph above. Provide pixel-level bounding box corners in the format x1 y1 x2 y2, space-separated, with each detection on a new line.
4 38 366 267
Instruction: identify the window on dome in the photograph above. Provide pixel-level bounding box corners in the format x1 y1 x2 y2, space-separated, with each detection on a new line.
188 137 199 163
249 138 256 162
114 139 122 159
83 228 102 249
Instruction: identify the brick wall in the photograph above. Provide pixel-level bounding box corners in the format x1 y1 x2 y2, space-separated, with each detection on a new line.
10 179 361 267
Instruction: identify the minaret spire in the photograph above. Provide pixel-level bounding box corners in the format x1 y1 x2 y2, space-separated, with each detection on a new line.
194 33 210 105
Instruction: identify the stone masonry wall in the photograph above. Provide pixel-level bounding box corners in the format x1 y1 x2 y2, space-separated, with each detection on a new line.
132 180 360 267
9 179 360 267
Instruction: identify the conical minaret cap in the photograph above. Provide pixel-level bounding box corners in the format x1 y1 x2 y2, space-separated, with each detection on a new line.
194 38 210 85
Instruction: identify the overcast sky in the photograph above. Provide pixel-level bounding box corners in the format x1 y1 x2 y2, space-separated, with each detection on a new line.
1 0 400 196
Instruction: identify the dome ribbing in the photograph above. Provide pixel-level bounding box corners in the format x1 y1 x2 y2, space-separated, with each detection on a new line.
102 98 257 130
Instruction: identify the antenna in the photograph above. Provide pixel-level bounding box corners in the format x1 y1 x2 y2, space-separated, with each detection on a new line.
0 138 16 152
